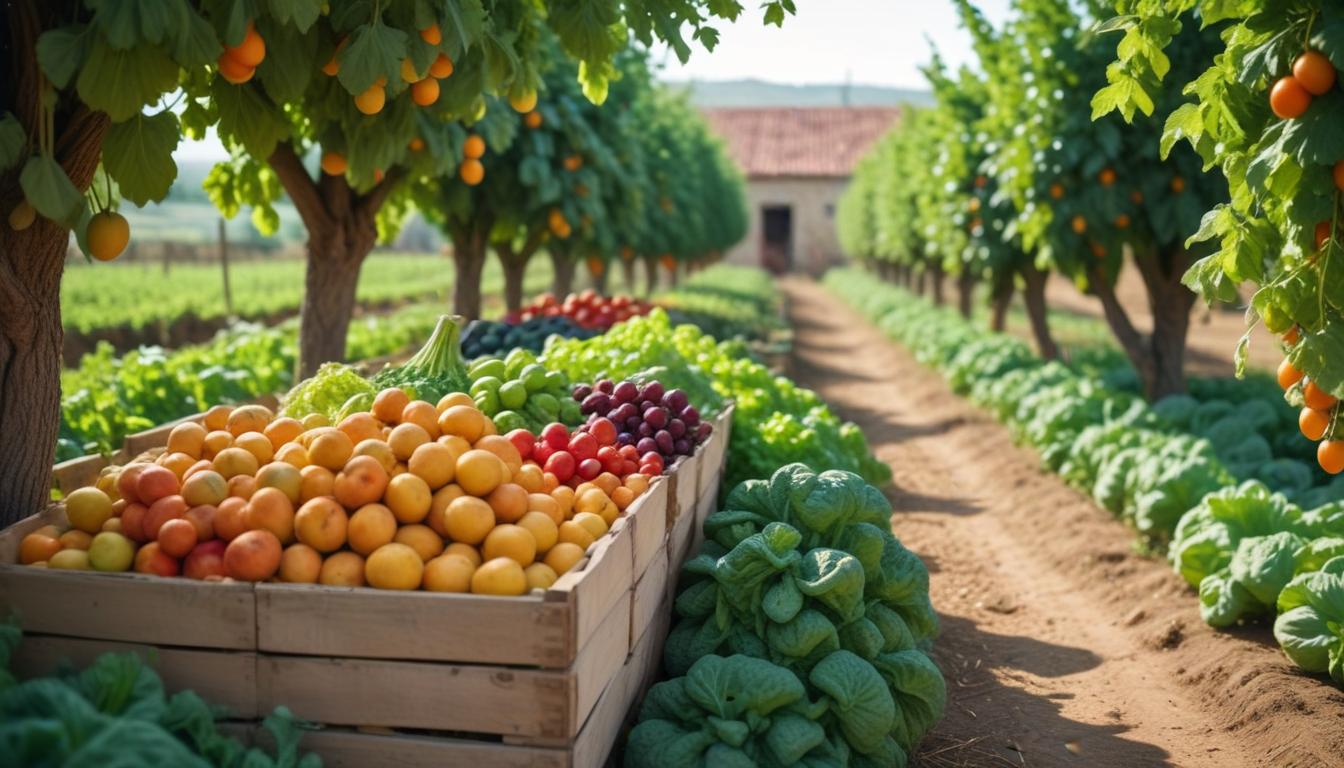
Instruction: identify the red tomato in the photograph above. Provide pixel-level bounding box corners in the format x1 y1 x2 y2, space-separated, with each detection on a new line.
640 452 664 475
506 429 535 459
568 432 599 462
618 445 639 461
588 417 618 446
577 458 602 481
541 423 570 451
533 442 555 465
545 451 576 483
621 460 639 476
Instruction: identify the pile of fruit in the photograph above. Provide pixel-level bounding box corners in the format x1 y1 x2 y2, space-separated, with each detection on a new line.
506 291 653 330
19 391 653 595
467 348 584 433
460 316 599 358
573 379 711 475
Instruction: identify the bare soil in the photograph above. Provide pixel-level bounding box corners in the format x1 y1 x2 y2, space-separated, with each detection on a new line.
781 277 1344 768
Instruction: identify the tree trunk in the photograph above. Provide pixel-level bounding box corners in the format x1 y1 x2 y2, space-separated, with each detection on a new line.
1088 247 1193 400
956 270 974 320
621 259 637 293
930 263 946 306
298 225 368 377
590 264 609 294
643 257 659 295
667 262 679 288
1020 261 1058 360
0 0 110 526
989 270 1013 333
552 250 576 297
497 246 528 314
914 269 926 295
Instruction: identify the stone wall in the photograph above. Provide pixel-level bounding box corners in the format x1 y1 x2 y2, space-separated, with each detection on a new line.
724 176 851 275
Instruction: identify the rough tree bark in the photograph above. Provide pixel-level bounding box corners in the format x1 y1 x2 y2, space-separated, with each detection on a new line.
0 2 109 526
445 212 493 321
989 270 1014 333
1087 247 1194 400
551 249 576 296
268 142 402 378
1019 261 1058 360
956 269 975 320
643 257 658 295
495 225 543 313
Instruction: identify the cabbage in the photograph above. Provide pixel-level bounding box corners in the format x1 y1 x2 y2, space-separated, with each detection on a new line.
279 362 377 422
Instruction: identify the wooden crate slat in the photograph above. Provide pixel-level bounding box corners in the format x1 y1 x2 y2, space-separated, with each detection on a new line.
12 634 258 718
52 455 109 497
627 478 669 577
570 590 633 734
278 728 569 768
670 451 702 525
0 567 257 650
0 506 64 563
256 654 572 739
256 585 571 668
631 547 669 654
572 602 672 768
550 517 634 654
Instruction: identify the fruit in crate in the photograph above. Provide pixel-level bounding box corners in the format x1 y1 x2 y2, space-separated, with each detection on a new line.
571 379 711 474
22 389 652 594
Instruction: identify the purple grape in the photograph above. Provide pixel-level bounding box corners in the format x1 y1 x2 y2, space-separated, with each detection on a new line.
581 392 611 415
613 381 638 403
655 430 674 454
663 389 689 413
673 438 691 455
596 379 615 394
612 402 637 423
695 422 713 441
625 416 642 431
667 418 686 438
640 381 665 404
636 437 658 456
617 432 635 446
572 384 593 401
680 406 700 427
644 407 668 430
637 422 654 438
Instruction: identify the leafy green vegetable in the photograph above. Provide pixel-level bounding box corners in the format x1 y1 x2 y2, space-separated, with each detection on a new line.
1275 557 1344 685
280 361 378 423
372 314 471 404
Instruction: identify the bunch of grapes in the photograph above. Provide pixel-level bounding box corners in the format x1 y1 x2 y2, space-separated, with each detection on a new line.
573 379 712 472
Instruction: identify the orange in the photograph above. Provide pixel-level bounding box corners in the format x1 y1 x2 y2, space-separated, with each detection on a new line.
365 543 425 590
514 464 545 493
279 543 322 583
334 454 390 509
400 58 421 83
355 84 385 115
572 511 608 541
475 435 521 474
411 77 439 106
444 541 482 566
246 487 296 544
299 465 335 502
373 388 410 423
394 524 445 562
429 53 453 78
543 542 585 575
1294 51 1337 96
321 152 347 176
389 422 431 462
235 431 274 465
386 473 432 524
65 487 114 534
295 497 349 552
224 529 282 581
1279 358 1305 390
228 22 266 68
213 497 249 541
227 405 273 437
456 449 504 497
338 412 382 445
517 511 558 554
347 503 397 556
429 483 465 537
471 557 527 595
439 406 487 443
527 493 563 525
1300 408 1331 441
423 553 475 592
217 54 255 84
308 428 355 470
459 159 484 186
611 486 635 510
353 439 397 474
320 551 366 587
59 530 93 551
551 485 575 519
482 524 537 567
484 482 528 524
463 135 486 159
203 405 232 431
443 496 494 545
264 417 304 450
420 23 442 45
408 442 455 489
256 462 303 504
557 520 595 550
436 392 475 411
509 88 537 113
19 533 61 565
524 563 558 590
401 401 440 436
202 429 234 460
155 451 194 479
1320 440 1344 474
1271 76 1311 119
167 422 208 458
524 110 542 129
1304 380 1338 410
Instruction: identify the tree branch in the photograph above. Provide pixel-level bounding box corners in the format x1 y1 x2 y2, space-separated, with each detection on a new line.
1088 265 1149 372
357 166 407 219
268 141 330 232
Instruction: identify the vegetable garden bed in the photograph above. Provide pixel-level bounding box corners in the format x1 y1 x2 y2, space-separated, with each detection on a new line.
2 407 731 767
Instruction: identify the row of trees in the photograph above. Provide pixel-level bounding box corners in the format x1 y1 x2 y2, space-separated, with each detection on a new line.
0 0 774 526
837 0 1226 402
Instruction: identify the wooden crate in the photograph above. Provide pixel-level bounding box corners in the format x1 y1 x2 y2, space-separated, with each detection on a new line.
2 403 730 767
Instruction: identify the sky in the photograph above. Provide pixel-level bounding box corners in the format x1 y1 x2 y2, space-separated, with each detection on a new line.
174 1 1012 162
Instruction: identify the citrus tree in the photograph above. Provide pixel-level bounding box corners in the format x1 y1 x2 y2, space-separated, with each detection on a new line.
0 0 795 527
1095 2 1344 472
961 0 1225 399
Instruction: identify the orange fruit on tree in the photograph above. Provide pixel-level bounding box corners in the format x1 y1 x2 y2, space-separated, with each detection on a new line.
563 154 583 172
1293 51 1336 96
1278 358 1305 389
1098 168 1116 186
1070 215 1087 235
400 58 421 83
524 110 542 129
463 134 486 159
1315 221 1334 250
460 158 484 186
321 151 347 175
409 136 425 152
1334 160 1344 191
1114 214 1131 229
1300 407 1332 441
587 256 605 276
1283 325 1301 345
509 88 538 113
1270 76 1311 119
1048 182 1064 200
1304 380 1339 410
87 211 130 261
355 83 385 115
227 21 266 68
420 23 442 45
411 77 439 106
1319 440 1344 475
217 53 255 84
429 53 453 78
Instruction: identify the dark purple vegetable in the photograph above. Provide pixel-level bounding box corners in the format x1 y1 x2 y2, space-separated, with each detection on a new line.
572 384 593 401
637 422 654 438
625 416 642 431
640 381 665 404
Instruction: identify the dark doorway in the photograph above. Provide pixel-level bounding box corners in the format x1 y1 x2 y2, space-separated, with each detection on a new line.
761 205 792 273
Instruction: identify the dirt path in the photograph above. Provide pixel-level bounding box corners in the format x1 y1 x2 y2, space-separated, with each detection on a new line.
781 277 1344 768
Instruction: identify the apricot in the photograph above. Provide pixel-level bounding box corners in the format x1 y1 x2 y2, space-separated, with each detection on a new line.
214 447 260 479
353 439 397 474
157 518 199 558
401 401 440 437
136 465 181 504
295 497 348 553
213 497 250 541
58 529 93 551
543 542 584 576
263 417 304 451
487 483 528 524
234 431 274 465
279 543 322 583
471 557 527 596
120 503 149 542
166 421 207 458
299 465 336 502
226 404 274 437
144 494 188 540
443 496 494 545
338 412 383 445
365 543 424 590
436 392 474 412
308 428 354 470
116 463 151 504
475 435 521 475
388 422 431 462
246 487 296 543
347 503 397 556
184 539 227 579
482 524 536 567
514 464 545 493
226 474 256 500
183 505 217 540
373 387 410 423
182 470 228 507
135 541 180 577
408 442 454 489
428 483 465 538
394 524 444 561
524 562 558 590
275 443 309 468
422 553 476 592
203 404 232 432
19 533 61 565
517 511 558 554
319 551 366 587
385 473 431 524
456 449 504 497
157 452 196 479
202 430 234 460
444 541 482 566
224 529 282 581
256 462 303 504
438 405 485 443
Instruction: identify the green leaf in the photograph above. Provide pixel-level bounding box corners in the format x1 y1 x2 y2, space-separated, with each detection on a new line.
94 0 193 50
0 113 25 174
76 37 180 122
171 10 224 68
20 155 86 229
578 59 611 104
1293 322 1344 400
102 111 180 206
256 17 318 103
36 25 91 89
213 77 289 159
337 19 408 95
267 0 324 32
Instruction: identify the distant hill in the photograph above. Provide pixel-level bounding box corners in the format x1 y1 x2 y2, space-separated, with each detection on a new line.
664 78 933 108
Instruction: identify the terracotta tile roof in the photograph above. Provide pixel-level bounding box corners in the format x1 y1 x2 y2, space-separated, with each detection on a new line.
702 106 901 179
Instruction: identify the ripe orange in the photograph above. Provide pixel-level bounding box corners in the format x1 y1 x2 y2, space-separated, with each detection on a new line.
460 159 484 186
411 77 439 106
543 542 584 576
1070 215 1087 235
87 211 130 261
509 88 538 113
456 449 504 497
1170 175 1185 194
1278 358 1305 389
471 557 528 595
319 551 366 586
516 511 558 554
365 543 425 590
1270 76 1311 119
394 524 445 561
524 563 558 590
224 529 282 581
482 524 537 567
279 543 322 583
217 53 255 84
1301 407 1332 441
1293 51 1336 96
429 53 453 79
1319 440 1344 475
423 553 475 592
386 473 432 524
443 496 494 544
373 387 410 423
420 23 442 45
227 404 273 436
1098 168 1116 186
355 84 386 115
1304 380 1339 410
1048 183 1064 200
1114 214 1131 229
228 22 266 68
409 136 425 152
19 533 61 565
295 497 349 553
402 400 441 437
348 503 397 556
463 135 486 159
524 110 542 129
1334 160 1344 191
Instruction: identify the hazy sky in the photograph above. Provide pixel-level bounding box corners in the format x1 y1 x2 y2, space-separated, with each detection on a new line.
174 1 1011 161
